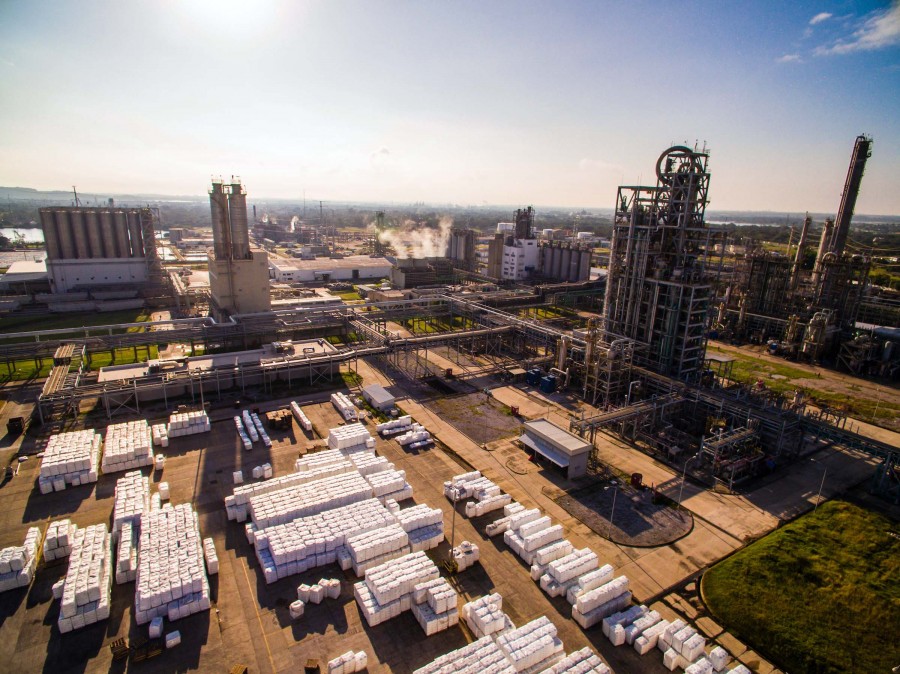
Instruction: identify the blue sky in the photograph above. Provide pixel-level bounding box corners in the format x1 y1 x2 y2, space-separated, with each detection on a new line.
1 1 898 214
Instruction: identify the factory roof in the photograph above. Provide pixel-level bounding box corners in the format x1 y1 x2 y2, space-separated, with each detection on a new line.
0 259 48 282
521 419 591 457
704 352 735 364
270 255 391 271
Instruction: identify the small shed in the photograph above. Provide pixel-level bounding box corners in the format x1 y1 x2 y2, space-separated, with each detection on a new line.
362 384 395 412
519 419 591 479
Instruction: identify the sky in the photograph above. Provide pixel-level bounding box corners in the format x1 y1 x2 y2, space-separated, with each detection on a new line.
1 1 899 215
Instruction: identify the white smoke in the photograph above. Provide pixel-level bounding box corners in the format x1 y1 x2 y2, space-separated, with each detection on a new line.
290 216 299 233
376 216 453 259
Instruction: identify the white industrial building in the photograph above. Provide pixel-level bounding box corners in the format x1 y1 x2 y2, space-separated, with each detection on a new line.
362 384 396 412
269 256 391 284
519 419 591 479
500 239 540 281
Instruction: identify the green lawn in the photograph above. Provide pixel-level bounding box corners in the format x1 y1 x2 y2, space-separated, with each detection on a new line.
708 345 900 423
703 500 900 674
0 309 152 340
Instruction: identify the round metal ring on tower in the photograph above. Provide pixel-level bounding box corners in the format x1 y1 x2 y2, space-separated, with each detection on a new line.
655 146 700 184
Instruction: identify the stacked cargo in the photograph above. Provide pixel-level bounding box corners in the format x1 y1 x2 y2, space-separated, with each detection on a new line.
151 423 169 447
465 489 512 518
112 470 150 541
235 416 253 450
57 524 112 632
413 636 515 674
327 423 373 451
353 551 439 627
623 609 661 646
296 448 362 471
203 538 218 575
538 647 611 674
350 453 393 476
101 420 153 473
485 501 527 536
43 519 77 561
290 401 313 432
346 524 409 575
451 541 480 571
249 411 272 448
633 618 671 655
411 577 459 636
134 503 210 625
38 429 101 493
364 468 413 503
541 548 599 599
0 527 40 592
247 472 373 529
376 416 414 436
115 520 138 584
326 650 368 674
462 593 512 638
242 411 259 443
166 410 210 437
331 392 357 421
564 565 614 604
397 425 431 448
443 471 496 500
496 616 565 673
254 499 395 582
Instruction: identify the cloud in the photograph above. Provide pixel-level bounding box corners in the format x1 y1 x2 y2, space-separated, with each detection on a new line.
371 146 390 158
809 12 833 25
815 3 900 54
777 53 802 63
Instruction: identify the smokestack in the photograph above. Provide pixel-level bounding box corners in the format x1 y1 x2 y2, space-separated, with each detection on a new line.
830 134 872 257
812 218 834 286
791 212 811 289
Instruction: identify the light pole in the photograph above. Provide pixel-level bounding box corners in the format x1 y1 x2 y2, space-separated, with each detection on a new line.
607 485 618 538
678 453 701 508
448 486 460 566
627 380 641 406
814 462 827 512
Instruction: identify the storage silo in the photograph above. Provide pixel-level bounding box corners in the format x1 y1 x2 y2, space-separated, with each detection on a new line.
40 208 62 260
55 209 77 259
127 214 144 257
99 210 117 257
85 210 104 258
114 211 131 259
209 180 230 259
227 180 250 259
71 210 91 259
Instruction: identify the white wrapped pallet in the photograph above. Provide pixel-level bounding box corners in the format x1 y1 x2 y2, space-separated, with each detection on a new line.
413 636 515 674
327 423 371 450
671 625 698 655
151 423 169 447
203 538 219 575
397 429 431 447
504 502 526 516
112 470 150 540
350 453 393 476
394 504 443 532
623 610 661 645
38 429 101 493
331 392 358 421
411 577 459 636
634 619 670 654
134 503 210 625
538 646 610 674
289 599 305 619
575 576 630 615
233 470 243 485
547 548 599 584
708 646 731 672
726 666 751 674
465 492 512 518
57 524 112 632
602 604 648 637
681 633 707 663
149 616 164 638
364 469 407 497
353 552 439 627
248 471 373 530
115 521 139 584
608 624 626 646
158 481 170 501
657 619 687 651
242 410 259 442
165 630 181 648
290 401 314 431
43 519 77 561
685 657 714 674
508 508 542 532
234 416 253 450
167 410 210 438
496 615 565 673
101 420 154 473
346 524 409 568
663 647 688 672
0 527 40 592
565 564 614 604
452 541 480 571
571 592 632 629
462 593 510 638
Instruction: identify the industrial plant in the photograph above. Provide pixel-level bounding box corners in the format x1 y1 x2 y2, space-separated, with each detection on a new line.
0 137 897 674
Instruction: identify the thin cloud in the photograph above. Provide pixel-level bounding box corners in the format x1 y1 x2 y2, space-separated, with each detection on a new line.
371 146 390 158
578 158 621 172
815 3 900 55
809 12 832 25
777 53 802 63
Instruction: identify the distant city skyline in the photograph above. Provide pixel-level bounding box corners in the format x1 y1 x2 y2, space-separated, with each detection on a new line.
1 1 898 214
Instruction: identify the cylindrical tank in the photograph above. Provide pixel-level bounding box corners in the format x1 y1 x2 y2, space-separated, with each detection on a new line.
209 181 230 259
84 210 103 258
576 231 592 240
71 210 90 259
40 209 62 260
99 210 116 257
560 246 572 282
127 214 144 258
114 210 131 259
228 182 250 259
55 210 76 259
542 228 554 239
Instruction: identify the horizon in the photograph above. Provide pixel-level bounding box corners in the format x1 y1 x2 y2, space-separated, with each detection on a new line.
1 2 899 214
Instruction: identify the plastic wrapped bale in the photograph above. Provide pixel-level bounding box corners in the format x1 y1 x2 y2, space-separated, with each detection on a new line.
708 646 731 672
726 666 751 674
165 630 181 649
608 623 626 646
308 584 325 604
233 470 244 485
663 647 688 672
297 584 311 602
685 657 714 674
289 600 305 619
658 619 687 651
540 647 611 674
149 616 164 639
672 626 698 655
634 619 670 654
681 634 707 663
624 610 661 645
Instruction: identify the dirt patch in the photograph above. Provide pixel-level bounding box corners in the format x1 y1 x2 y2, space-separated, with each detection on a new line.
423 393 522 445
556 480 692 547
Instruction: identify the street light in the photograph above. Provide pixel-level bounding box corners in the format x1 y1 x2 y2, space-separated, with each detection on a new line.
606 484 618 538
813 460 828 512
627 380 641 406
448 486 461 566
677 453 701 508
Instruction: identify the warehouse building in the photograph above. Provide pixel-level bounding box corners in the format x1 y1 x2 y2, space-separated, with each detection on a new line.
519 419 591 479
269 256 391 284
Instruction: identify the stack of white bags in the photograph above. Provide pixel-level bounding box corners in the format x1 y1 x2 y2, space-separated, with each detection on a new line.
112 470 150 542
101 419 153 473
166 410 210 437
326 650 368 674
43 519 77 561
411 577 460 636
0 527 40 592
115 520 139 584
331 392 357 421
38 429 101 493
151 423 169 447
353 551 439 627
202 537 218 575
290 401 313 432
57 523 112 632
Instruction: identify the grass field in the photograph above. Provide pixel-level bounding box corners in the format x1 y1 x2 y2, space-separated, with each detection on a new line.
703 500 900 674
0 309 151 338
707 344 900 424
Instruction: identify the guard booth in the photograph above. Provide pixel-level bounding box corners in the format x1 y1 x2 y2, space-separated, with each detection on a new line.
519 419 591 479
